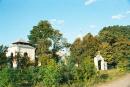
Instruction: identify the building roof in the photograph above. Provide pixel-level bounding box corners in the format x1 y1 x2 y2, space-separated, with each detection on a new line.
12 39 33 46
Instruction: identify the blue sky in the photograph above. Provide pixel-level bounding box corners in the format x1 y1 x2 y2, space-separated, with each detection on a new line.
0 0 130 45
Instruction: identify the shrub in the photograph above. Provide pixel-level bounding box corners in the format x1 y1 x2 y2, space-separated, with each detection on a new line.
8 67 35 87
0 68 9 87
35 59 61 87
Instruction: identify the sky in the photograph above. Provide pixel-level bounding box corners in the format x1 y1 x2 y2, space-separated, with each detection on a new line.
0 0 130 45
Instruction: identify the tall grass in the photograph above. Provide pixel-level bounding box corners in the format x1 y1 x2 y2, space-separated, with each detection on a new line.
60 69 126 87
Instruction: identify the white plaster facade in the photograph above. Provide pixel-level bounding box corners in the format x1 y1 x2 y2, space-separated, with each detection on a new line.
94 54 107 70
6 39 36 61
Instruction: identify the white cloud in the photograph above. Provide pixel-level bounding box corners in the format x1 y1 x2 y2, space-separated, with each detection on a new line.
85 0 96 6
111 10 130 20
112 14 126 20
50 19 64 25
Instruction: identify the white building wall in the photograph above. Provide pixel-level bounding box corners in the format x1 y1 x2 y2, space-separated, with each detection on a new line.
94 54 108 71
6 44 35 61
6 45 19 57
19 47 35 61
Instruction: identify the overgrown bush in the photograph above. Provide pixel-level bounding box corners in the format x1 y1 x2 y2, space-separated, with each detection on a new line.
0 68 9 87
35 59 61 87
8 67 35 87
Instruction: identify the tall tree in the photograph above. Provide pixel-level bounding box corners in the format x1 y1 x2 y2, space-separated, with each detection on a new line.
98 25 130 69
70 38 82 65
81 33 100 58
0 45 7 69
28 20 70 62
98 25 130 45
28 20 53 44
70 33 100 66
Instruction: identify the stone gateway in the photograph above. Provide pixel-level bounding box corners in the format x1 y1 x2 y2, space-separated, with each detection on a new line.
94 52 107 70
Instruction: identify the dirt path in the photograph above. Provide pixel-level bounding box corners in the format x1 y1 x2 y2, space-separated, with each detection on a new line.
96 73 130 87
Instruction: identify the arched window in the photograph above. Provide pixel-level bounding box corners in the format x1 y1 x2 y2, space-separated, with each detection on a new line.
24 52 28 57
11 53 13 57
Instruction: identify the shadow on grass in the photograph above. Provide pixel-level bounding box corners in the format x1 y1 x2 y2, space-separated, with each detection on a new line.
100 73 109 80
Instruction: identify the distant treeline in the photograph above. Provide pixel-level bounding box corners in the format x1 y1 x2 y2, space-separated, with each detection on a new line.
0 20 130 87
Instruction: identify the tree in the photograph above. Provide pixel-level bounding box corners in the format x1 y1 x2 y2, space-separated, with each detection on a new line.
70 33 100 66
98 25 130 45
70 38 82 66
28 20 70 62
98 25 130 69
28 20 54 44
81 33 100 58
0 45 7 69
35 59 61 87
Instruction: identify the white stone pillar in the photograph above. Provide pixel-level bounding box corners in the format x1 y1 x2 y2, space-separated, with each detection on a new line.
94 57 99 70
104 62 108 70
12 59 17 69
101 60 105 70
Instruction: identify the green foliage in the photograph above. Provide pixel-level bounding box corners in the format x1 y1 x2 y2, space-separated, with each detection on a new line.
82 33 100 58
70 33 100 66
0 45 7 69
81 57 96 80
43 65 61 86
0 67 35 87
70 38 82 65
66 25 130 86
39 55 51 66
34 59 61 87
59 56 97 86
1 21 130 87
59 63 75 84
28 20 70 62
28 20 54 44
36 39 52 57
98 25 130 44
98 25 130 69
19 53 30 69
0 68 9 87
70 57 96 82
70 25 130 70
8 67 35 87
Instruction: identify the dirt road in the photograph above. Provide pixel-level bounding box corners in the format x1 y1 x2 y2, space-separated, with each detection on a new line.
96 73 130 87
